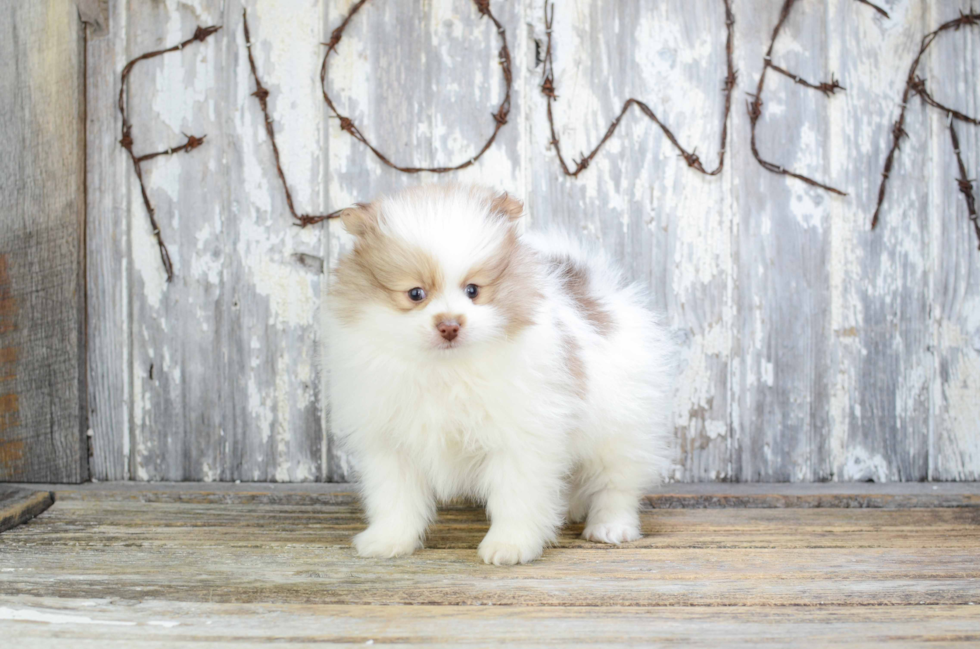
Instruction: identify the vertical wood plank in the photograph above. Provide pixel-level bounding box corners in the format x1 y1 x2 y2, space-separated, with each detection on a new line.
114 0 328 482
930 1 980 480
322 0 527 480
731 0 834 481
227 0 327 482
821 0 931 482
0 0 87 482
87 0 130 481
123 1 225 480
525 0 734 482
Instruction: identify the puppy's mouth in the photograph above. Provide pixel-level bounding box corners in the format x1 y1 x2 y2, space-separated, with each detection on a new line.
435 337 464 350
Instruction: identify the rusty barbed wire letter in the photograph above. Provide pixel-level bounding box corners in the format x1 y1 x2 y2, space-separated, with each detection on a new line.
318 0 513 174
243 9 340 227
540 0 736 178
748 0 888 197
119 25 222 282
873 9 980 250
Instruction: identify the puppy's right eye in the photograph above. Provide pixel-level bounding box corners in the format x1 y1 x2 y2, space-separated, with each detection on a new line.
408 287 426 302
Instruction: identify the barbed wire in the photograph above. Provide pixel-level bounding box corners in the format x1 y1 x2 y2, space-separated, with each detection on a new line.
318 0 513 174
873 10 980 243
747 0 888 197
123 2 977 283
243 9 339 227
539 0 736 178
118 25 221 282
948 118 980 250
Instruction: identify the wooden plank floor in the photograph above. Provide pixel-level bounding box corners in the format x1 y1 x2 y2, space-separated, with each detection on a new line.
1 484 979 647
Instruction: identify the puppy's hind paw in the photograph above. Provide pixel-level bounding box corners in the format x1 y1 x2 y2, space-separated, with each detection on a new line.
353 526 421 558
582 522 641 545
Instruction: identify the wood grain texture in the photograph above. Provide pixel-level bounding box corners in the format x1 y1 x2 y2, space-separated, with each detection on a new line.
1 500 979 605
86 0 130 481
19 480 980 508
87 2 329 481
85 0 980 483
2 489 978 644
0 485 54 533
929 3 980 481
0 0 87 482
821 0 932 483
3 600 978 648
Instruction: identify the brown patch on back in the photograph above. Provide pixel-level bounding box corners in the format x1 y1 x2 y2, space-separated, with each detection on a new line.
558 324 587 399
464 231 542 337
548 255 614 335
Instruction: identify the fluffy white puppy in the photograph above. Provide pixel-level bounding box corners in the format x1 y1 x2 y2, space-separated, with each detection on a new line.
326 184 673 565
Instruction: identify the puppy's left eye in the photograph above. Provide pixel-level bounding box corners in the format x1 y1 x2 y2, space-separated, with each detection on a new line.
408 287 426 302
465 284 479 299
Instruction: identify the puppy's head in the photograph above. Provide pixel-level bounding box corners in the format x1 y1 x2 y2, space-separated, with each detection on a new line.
331 185 541 355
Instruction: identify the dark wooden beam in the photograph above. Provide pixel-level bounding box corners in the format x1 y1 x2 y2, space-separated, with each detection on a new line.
0 0 88 482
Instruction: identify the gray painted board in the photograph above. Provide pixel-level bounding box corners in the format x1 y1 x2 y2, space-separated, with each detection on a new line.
0 0 87 482
86 0 980 483
931 6 980 480
86 0 130 481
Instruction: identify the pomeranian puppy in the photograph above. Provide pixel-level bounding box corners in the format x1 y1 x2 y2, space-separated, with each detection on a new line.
325 184 673 565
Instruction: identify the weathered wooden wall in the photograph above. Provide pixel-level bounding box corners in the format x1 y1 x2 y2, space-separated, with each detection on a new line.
0 0 87 482
85 0 980 483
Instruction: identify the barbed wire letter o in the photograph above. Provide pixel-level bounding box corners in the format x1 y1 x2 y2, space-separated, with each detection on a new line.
319 0 513 174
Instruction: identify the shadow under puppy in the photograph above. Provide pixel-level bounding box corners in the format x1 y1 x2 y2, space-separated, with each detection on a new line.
326 184 673 565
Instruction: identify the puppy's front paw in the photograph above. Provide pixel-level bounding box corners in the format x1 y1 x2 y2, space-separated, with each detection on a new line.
582 521 641 545
353 526 421 558
478 530 543 566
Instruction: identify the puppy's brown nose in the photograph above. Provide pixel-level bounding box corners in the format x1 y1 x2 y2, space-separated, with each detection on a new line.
437 320 460 342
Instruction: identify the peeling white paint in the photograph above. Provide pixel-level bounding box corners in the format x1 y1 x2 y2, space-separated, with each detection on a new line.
841 447 890 483
131 195 168 311
253 258 316 329
92 0 980 485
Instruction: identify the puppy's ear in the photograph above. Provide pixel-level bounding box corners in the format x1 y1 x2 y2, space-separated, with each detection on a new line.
340 202 379 238
490 192 524 222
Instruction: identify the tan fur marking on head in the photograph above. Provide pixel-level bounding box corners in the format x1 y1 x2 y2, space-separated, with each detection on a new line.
331 227 444 323
339 202 380 238
465 231 541 337
548 255 614 336
433 312 466 327
558 323 587 399
488 192 524 222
